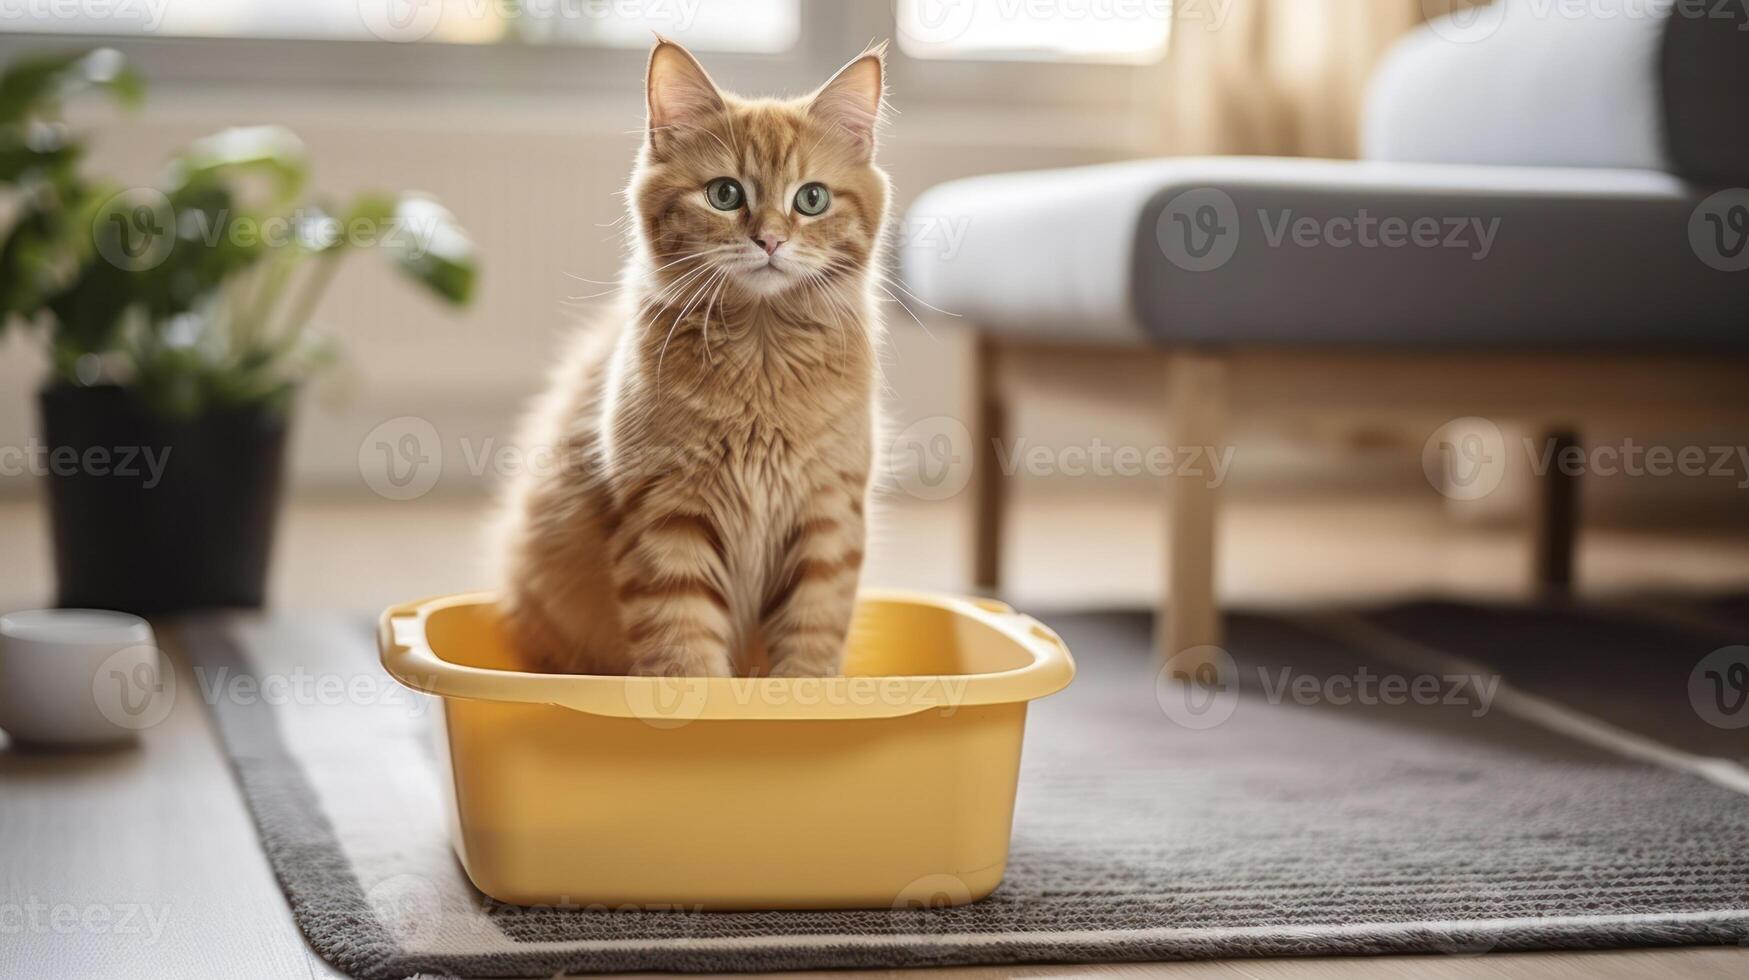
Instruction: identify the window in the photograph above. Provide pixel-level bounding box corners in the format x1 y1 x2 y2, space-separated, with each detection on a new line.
0 0 801 52
896 0 1173 62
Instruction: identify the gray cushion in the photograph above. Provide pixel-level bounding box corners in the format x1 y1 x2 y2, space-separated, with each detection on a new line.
899 156 1748 349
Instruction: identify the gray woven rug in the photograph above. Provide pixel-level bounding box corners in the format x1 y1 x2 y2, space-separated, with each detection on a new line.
177 598 1749 978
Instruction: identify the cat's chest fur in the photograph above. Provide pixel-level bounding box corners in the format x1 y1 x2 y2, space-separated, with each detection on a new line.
659 386 865 536
612 316 873 629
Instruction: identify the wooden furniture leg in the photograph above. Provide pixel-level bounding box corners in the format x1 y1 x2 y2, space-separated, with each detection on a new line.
970 333 1007 593
1159 351 1229 674
1533 427 1581 593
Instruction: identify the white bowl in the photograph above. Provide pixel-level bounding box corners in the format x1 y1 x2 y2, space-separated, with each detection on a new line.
0 609 168 747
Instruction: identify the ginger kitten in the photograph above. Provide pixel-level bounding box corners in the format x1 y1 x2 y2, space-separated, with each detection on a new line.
493 39 890 677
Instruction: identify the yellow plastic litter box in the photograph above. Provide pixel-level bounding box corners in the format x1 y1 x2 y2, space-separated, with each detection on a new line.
378 590 1074 910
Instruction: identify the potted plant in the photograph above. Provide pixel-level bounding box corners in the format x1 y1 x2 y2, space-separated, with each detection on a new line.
0 50 477 614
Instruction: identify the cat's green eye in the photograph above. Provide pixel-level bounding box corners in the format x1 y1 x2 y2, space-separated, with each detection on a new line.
705 177 744 211
794 182 831 217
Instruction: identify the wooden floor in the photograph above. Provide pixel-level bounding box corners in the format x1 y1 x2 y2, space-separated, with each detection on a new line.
2 490 1746 979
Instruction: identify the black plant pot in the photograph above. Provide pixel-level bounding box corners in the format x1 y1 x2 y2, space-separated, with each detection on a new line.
38 384 289 616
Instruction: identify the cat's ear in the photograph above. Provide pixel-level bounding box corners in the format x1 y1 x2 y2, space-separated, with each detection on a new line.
808 41 887 162
646 36 724 150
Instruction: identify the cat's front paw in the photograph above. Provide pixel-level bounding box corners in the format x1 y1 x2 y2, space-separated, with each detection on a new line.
627 648 733 678
766 658 843 679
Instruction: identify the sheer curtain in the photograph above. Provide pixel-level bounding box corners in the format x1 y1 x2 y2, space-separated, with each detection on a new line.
1157 0 1486 158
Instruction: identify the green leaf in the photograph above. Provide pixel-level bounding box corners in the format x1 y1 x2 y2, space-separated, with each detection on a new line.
385 195 477 306
0 131 80 183
344 193 397 228
0 49 141 125
162 125 308 207
144 183 277 322
318 192 395 254
0 195 89 323
44 252 136 357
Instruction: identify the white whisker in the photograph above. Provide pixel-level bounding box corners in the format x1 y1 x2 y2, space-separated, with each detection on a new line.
881 272 961 319
874 282 938 343
655 264 726 392
700 267 730 363
565 244 739 296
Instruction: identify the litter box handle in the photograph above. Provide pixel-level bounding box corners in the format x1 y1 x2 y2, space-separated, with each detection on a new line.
965 597 1070 656
377 593 533 704
377 599 436 688
922 593 1076 698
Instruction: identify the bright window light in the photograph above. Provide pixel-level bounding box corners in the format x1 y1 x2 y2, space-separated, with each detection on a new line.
897 0 1174 63
0 0 800 51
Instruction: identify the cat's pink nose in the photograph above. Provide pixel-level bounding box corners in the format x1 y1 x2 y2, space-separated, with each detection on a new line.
752 233 784 255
